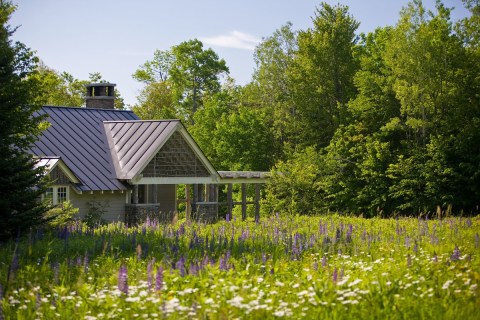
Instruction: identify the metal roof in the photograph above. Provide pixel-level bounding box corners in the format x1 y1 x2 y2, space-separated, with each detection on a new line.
103 120 219 181
31 106 139 191
103 120 180 180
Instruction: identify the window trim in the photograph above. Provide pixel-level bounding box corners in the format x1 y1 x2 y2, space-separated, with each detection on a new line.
43 185 70 205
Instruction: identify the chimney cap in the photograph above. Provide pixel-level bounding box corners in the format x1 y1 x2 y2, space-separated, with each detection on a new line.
85 83 116 87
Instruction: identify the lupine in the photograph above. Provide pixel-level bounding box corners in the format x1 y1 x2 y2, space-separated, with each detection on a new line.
156 266 164 291
322 255 327 268
176 257 186 277
450 245 461 261
147 258 155 290
118 264 128 295
333 267 338 283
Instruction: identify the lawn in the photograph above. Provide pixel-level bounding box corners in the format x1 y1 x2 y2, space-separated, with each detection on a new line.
1 214 479 319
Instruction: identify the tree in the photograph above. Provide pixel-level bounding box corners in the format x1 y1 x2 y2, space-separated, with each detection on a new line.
132 49 174 84
289 2 360 148
131 81 176 120
0 1 49 240
31 65 126 109
191 83 276 171
252 22 299 147
170 39 229 124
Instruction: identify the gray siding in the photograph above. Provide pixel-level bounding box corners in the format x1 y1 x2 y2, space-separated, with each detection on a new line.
69 189 128 222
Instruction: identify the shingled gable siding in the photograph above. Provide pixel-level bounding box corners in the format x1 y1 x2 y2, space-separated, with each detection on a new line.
142 132 210 177
49 166 70 185
69 192 127 222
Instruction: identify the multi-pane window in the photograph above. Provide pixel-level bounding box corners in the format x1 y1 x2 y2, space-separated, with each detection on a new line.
43 186 69 205
57 187 67 203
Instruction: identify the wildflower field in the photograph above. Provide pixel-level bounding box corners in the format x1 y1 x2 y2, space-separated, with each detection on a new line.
1 214 479 319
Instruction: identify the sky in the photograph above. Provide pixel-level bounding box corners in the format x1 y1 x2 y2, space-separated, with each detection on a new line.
10 0 470 107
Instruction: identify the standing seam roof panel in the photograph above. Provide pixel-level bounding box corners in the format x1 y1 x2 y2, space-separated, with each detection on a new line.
51 108 114 189
125 122 179 179
122 122 171 175
31 106 139 191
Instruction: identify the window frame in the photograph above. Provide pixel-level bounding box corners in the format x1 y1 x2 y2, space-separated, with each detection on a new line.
42 186 70 205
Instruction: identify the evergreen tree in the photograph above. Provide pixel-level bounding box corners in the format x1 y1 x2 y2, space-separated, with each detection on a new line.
0 1 49 240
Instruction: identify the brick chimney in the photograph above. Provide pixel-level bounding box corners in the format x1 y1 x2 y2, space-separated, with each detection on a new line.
85 83 116 109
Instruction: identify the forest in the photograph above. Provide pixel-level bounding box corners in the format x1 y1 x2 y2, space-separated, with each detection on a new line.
8 0 480 217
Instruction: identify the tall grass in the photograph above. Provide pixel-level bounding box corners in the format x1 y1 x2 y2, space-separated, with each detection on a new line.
1 215 478 319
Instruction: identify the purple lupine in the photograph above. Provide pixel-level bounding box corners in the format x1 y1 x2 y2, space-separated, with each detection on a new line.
405 236 410 248
118 264 128 295
322 255 327 268
190 263 199 276
156 266 164 291
219 255 228 271
413 242 418 254
226 213 230 222
176 257 186 277
147 258 155 291
333 267 338 283
313 261 318 271
450 245 461 261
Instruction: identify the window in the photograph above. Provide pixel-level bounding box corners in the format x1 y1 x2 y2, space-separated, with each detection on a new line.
43 186 69 205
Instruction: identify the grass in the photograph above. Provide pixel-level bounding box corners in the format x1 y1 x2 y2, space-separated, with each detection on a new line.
1 214 479 319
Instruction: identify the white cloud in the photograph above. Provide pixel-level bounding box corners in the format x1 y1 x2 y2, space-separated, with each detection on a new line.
200 31 261 50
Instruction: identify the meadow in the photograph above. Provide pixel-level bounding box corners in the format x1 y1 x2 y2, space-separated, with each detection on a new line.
1 214 479 319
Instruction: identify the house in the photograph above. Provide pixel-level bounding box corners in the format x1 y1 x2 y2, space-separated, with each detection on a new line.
31 83 267 223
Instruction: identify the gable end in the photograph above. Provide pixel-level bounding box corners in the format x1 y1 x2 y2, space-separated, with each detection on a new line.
141 132 210 177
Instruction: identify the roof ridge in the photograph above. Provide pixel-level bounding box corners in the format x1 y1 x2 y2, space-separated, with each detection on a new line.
42 105 135 113
103 119 181 123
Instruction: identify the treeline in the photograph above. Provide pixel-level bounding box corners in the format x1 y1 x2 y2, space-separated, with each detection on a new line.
136 0 477 217
19 1 480 217
130 1 479 216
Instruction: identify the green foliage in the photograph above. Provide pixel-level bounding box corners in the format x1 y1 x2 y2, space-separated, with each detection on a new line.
128 1 480 216
0 1 49 241
82 200 108 228
289 2 360 148
262 147 324 216
30 65 126 109
132 40 229 124
131 81 176 120
43 201 79 228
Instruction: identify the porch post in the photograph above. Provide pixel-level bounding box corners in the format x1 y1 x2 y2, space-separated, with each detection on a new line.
241 183 247 221
255 184 261 222
133 184 139 204
186 184 191 221
227 183 233 218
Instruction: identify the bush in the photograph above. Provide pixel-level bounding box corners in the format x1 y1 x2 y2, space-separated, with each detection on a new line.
83 199 108 228
43 201 79 228
262 146 324 216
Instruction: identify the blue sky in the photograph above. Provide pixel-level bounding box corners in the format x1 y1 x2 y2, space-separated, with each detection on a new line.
11 0 470 106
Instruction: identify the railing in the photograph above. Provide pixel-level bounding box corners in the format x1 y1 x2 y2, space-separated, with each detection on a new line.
192 202 219 223
125 204 176 225
125 202 219 225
